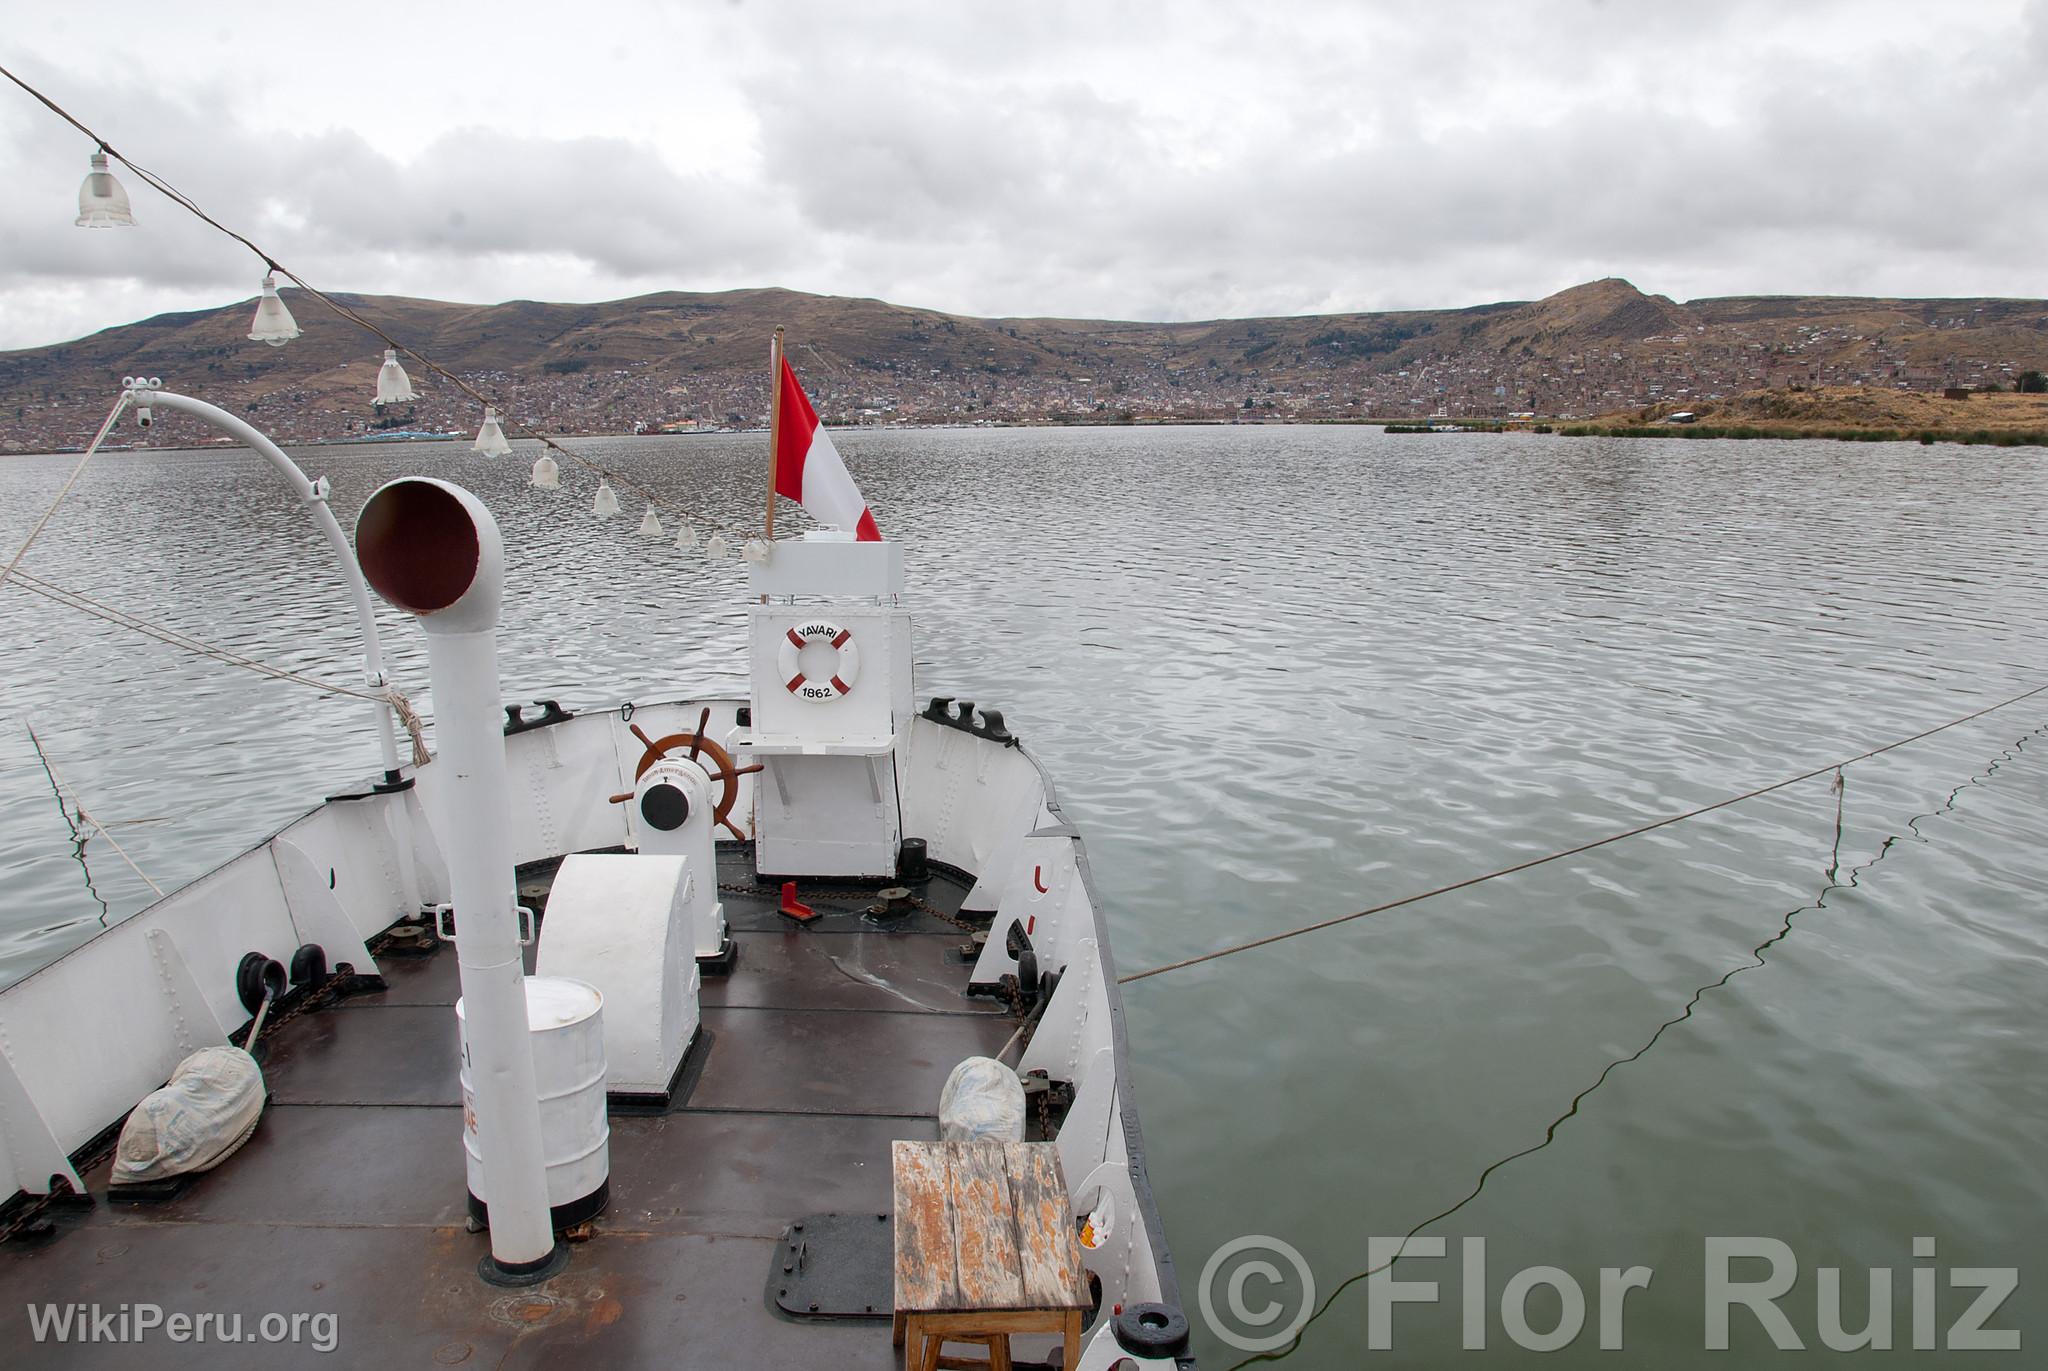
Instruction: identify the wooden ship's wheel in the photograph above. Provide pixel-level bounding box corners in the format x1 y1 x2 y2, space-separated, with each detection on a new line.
608 707 762 839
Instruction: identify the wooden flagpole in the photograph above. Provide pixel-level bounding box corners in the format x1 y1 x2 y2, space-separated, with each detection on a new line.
765 325 785 540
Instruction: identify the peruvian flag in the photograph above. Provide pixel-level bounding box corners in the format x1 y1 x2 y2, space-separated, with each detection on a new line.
774 356 880 541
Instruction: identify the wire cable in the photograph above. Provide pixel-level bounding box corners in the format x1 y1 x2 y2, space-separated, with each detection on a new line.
1220 719 2047 1368
24 724 165 898
0 395 130 594
4 566 432 765
0 60 747 539
1120 678 2048 984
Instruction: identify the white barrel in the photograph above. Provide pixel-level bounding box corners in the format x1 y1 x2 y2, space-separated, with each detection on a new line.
458 976 610 1228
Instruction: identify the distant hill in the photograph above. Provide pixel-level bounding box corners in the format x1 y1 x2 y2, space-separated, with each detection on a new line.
4 278 2045 449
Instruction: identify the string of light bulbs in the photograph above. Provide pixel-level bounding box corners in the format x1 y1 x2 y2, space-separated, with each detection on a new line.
1 59 762 556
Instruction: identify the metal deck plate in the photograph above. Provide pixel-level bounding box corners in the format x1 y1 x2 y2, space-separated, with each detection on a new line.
704 929 997 1015
260 1005 461 1106
604 1112 934 1239
769 1212 896 1321
0 861 1015 1369
689 1005 1013 1116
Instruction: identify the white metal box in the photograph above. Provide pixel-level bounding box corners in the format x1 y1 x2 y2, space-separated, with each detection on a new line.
746 605 912 751
744 534 912 878
752 752 901 878
747 533 904 599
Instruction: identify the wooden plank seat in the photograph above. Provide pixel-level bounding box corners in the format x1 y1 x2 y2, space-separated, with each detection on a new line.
891 1139 1091 1370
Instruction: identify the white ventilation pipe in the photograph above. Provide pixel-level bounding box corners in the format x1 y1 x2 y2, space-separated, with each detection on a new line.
354 477 559 1281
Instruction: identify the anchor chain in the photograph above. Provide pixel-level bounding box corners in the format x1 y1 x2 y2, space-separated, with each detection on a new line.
715 881 980 933
714 879 1032 1015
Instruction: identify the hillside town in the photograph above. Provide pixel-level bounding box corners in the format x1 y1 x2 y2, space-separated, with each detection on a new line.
3 289 2043 451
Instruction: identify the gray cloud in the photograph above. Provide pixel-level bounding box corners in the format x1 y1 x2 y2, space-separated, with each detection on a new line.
2 0 2044 350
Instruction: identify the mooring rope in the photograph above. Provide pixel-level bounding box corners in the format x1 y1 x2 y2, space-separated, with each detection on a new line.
5 566 431 765
28 723 115 924
0 383 433 766
24 724 165 898
385 689 432 768
0 60 748 542
1119 678 2048 984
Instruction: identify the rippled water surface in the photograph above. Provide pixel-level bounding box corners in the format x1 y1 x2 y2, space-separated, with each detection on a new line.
3 426 2045 1365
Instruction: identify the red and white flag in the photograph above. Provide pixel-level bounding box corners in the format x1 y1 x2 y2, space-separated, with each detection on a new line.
774 356 880 541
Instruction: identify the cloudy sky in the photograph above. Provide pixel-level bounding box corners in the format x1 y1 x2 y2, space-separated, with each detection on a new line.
2 0 2044 350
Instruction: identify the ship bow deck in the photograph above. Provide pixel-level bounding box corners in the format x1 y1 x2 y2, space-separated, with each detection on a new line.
2 853 1021 1368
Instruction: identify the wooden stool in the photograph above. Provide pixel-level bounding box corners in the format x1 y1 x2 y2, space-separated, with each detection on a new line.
893 1317 1025 1371
892 1139 1090 1370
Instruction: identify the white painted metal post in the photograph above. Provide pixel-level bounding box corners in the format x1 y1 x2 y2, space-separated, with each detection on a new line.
129 383 405 782
629 758 728 959
354 478 557 1278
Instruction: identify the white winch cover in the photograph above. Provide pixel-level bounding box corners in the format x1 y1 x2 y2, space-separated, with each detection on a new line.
111 1045 266 1185
937 1056 1025 1143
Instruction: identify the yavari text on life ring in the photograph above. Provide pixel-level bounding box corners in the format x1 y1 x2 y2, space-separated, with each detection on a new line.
778 621 861 700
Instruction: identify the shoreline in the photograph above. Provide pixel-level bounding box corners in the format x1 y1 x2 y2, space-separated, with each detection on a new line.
12 415 2048 458
1545 422 2048 446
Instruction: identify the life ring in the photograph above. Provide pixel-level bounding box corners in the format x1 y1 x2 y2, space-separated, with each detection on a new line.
777 620 861 700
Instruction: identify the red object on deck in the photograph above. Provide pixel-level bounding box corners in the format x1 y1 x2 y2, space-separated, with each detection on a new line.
778 881 818 923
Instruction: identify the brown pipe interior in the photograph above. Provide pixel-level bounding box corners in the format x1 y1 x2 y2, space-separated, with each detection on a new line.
356 480 480 615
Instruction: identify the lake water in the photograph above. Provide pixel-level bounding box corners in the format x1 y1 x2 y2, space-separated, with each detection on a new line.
2 426 2044 1366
